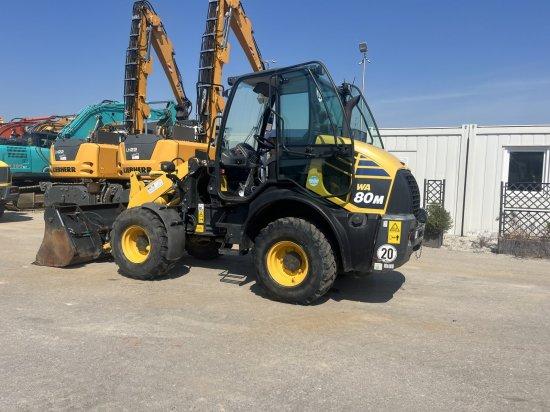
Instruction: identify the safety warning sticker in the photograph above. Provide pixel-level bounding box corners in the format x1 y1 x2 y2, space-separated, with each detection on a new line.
387 220 402 244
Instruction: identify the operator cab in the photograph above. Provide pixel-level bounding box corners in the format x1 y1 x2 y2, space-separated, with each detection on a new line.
216 61 354 201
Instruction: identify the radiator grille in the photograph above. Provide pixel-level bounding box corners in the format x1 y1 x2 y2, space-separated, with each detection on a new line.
404 170 421 219
7 147 27 159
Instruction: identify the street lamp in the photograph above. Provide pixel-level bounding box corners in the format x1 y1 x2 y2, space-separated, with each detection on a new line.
358 42 370 97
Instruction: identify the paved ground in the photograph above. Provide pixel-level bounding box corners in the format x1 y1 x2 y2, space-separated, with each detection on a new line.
0 210 549 410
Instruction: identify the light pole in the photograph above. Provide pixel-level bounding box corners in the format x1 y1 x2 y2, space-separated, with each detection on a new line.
358 42 369 97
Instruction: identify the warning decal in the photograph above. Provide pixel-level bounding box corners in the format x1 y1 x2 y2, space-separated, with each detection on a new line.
387 220 402 244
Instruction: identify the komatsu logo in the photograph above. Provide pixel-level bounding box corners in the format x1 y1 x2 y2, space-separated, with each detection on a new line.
123 166 151 174
51 167 76 173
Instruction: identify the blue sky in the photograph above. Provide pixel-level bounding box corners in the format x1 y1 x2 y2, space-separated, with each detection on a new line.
1 0 549 127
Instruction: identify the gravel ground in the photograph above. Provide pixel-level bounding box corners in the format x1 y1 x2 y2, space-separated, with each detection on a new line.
443 233 498 253
0 210 549 410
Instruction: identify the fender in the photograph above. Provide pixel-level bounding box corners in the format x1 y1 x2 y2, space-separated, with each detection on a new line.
141 203 186 261
242 187 353 270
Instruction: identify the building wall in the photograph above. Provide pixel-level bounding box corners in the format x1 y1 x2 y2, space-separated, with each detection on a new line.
381 124 550 236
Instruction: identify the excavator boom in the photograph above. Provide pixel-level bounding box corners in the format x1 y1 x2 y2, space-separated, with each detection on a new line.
124 1 192 134
197 0 265 143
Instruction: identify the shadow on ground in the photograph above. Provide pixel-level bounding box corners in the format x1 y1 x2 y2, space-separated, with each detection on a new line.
325 271 405 304
174 254 406 305
0 211 33 223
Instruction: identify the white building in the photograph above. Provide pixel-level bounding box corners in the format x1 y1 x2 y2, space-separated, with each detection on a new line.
381 124 550 236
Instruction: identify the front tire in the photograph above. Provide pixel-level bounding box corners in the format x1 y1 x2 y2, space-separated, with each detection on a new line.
253 217 337 304
111 208 171 279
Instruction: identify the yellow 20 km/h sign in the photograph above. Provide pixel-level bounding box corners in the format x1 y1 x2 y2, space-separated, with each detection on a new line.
387 221 402 244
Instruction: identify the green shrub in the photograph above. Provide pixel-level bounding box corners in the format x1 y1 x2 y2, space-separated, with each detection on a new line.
425 204 453 235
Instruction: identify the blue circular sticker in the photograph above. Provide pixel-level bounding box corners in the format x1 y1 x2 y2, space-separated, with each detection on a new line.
308 175 320 187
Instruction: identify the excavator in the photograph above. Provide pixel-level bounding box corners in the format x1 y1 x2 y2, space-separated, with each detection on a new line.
44 99 177 204
0 116 55 139
44 0 264 206
0 116 73 186
45 0 199 206
116 0 265 177
36 0 425 305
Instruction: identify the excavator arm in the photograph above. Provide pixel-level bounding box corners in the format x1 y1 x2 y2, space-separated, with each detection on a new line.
124 1 192 134
197 0 265 143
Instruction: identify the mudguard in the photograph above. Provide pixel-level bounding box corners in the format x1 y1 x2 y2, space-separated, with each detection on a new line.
141 203 186 261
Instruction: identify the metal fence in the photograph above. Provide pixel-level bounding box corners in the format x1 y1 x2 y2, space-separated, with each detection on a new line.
423 179 445 208
498 182 550 239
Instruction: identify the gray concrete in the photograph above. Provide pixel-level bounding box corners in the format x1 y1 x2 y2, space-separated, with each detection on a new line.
0 210 549 410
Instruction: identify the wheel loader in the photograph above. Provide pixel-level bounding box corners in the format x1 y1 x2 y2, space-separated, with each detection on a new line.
0 161 18 218
36 61 425 304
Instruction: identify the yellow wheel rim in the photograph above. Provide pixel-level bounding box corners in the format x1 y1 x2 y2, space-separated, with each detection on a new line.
266 241 309 287
121 225 151 264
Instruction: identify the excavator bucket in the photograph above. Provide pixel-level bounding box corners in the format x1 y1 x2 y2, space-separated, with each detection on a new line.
35 204 118 267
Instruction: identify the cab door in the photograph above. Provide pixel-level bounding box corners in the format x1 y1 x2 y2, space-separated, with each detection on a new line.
276 64 354 199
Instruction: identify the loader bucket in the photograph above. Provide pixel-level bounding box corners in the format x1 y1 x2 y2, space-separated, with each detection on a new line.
35 204 115 267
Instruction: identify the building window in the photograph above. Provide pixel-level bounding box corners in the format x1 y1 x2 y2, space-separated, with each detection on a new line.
508 151 544 184
506 149 548 191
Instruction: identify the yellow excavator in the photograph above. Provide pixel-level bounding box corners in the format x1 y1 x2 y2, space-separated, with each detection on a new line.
36 1 426 304
47 0 192 189
45 0 263 204
118 0 265 177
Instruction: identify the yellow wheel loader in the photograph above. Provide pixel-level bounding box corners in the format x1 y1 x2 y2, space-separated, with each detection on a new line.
0 161 18 219
36 61 425 304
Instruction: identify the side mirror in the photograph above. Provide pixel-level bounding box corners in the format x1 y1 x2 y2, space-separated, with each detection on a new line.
160 161 176 174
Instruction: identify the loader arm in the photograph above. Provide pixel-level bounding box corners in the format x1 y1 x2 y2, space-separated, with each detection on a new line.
124 1 192 134
197 0 265 144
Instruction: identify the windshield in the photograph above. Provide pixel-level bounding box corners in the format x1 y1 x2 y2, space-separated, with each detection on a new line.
343 84 383 148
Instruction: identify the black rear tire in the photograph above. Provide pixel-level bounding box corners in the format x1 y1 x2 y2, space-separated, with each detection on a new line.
253 217 337 304
185 236 220 260
111 208 171 279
